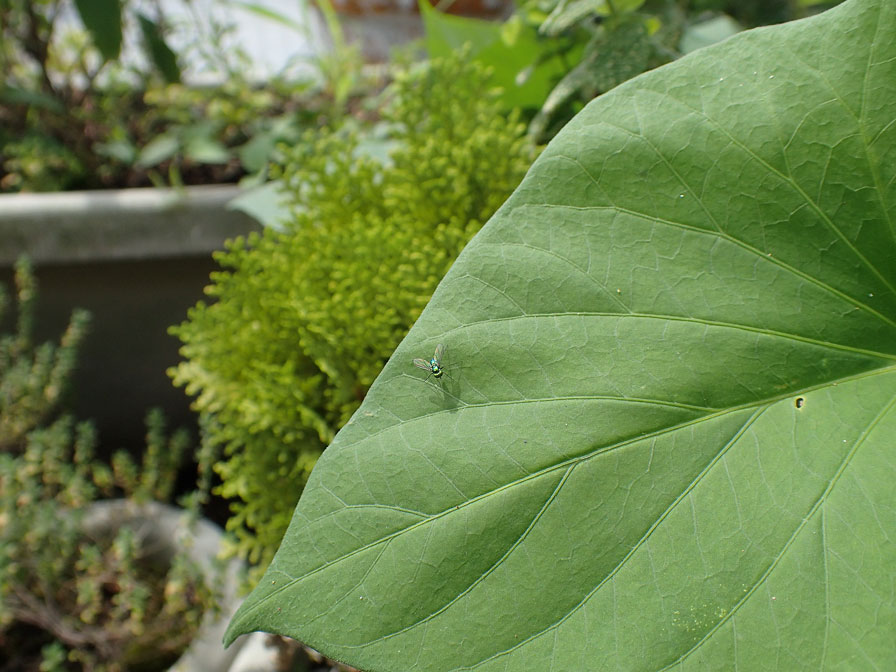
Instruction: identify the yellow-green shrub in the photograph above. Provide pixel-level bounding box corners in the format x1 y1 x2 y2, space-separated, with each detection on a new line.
169 54 536 571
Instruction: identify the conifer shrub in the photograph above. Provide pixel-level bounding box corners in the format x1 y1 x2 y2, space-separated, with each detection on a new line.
169 53 536 571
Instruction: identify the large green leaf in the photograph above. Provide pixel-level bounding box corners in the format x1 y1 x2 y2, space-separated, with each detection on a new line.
137 13 181 84
226 0 896 669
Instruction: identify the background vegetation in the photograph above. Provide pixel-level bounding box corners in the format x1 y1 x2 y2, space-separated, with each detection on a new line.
0 0 377 192
0 260 217 672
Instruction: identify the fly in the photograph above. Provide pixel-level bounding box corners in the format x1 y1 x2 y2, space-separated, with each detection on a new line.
413 343 446 382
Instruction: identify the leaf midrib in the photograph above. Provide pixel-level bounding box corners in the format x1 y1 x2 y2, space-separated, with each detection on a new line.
485 310 889 352
519 188 896 331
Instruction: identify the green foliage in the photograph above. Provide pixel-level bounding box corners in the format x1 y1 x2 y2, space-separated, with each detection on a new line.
0 262 216 672
423 0 845 142
0 1 175 190
0 414 214 672
73 0 123 61
0 257 89 452
136 11 181 84
169 53 535 573
0 1 380 192
226 1 896 669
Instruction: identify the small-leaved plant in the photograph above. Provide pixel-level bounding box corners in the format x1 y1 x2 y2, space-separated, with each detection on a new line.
0 257 89 450
0 260 218 672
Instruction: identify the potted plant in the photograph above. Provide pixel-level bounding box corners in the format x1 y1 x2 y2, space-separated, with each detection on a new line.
0 258 246 672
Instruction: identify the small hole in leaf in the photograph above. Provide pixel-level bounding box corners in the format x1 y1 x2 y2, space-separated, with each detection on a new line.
795 397 805 409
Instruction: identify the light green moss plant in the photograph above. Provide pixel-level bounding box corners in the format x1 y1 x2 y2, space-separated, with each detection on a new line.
169 53 536 572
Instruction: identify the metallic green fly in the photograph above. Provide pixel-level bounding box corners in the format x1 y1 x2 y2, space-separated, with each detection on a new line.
413 343 446 382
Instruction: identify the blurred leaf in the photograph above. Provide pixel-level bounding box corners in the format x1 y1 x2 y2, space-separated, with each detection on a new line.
420 0 580 110
237 132 278 173
421 0 507 52
529 19 650 138
238 116 303 172
680 14 743 53
227 181 291 231
184 136 231 164
137 13 181 84
584 18 651 91
500 14 524 44
74 0 122 61
181 122 231 164
540 0 605 36
539 0 646 35
0 86 65 113
135 134 180 168
228 0 307 33
611 0 648 11
94 139 137 164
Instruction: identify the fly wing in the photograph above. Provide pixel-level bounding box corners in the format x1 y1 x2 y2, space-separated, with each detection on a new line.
433 343 445 364
413 358 432 371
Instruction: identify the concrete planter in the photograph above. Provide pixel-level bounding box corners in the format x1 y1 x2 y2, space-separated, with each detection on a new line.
0 185 261 449
0 185 258 266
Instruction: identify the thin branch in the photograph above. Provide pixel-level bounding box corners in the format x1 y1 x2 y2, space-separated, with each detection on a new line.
21 2 58 97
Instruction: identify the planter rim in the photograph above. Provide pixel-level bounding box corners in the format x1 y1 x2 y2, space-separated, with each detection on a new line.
0 184 259 266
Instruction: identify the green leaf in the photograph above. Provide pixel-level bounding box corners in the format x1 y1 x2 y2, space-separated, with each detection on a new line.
421 0 507 53
0 86 65 113
539 0 646 35
228 0 308 33
540 0 607 36
135 134 180 168
585 19 651 91
226 0 896 669
529 18 651 139
184 137 231 164
228 181 292 231
94 138 137 164
137 13 181 84
74 0 122 61
420 0 578 110
182 123 231 164
237 132 278 173
237 115 302 172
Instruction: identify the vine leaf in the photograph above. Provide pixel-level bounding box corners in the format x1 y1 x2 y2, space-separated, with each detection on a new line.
226 1 896 670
